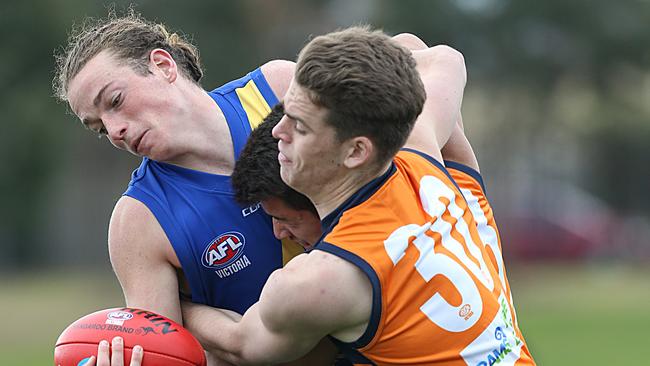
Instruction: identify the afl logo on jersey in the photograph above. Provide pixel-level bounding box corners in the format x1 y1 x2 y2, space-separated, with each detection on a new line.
202 231 246 269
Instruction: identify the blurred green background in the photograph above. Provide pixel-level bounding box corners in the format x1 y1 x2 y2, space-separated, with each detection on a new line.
1 0 649 364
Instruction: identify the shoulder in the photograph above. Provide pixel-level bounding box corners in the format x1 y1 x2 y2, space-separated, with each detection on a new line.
110 195 157 231
109 196 175 264
258 251 371 334
260 59 295 101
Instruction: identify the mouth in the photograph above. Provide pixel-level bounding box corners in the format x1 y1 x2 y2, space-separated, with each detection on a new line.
131 131 147 155
278 151 291 164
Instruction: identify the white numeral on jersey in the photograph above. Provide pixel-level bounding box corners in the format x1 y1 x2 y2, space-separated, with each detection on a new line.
384 174 493 332
461 187 517 325
420 176 494 291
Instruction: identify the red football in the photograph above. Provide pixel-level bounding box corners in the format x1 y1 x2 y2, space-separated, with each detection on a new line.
54 308 206 366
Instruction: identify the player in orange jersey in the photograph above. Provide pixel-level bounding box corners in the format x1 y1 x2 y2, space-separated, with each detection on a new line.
230 106 534 366
231 106 535 365
182 26 535 365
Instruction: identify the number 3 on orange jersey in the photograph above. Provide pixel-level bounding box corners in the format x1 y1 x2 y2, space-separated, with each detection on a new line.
384 174 494 332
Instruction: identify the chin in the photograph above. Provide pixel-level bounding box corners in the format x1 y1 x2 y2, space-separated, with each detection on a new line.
147 145 173 162
279 167 294 186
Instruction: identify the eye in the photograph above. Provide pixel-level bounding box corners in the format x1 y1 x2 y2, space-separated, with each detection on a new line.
110 92 122 108
294 122 307 135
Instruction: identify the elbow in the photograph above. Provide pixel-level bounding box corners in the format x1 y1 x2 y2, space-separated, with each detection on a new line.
431 45 466 82
431 44 465 64
392 32 428 51
204 325 271 366
202 332 256 366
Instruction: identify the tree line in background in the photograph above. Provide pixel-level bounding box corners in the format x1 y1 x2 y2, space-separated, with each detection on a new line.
1 0 648 269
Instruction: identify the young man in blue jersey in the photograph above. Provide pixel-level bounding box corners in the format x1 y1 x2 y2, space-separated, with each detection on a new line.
54 11 340 365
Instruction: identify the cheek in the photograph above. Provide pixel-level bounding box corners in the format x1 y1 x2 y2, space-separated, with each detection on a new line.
298 139 328 162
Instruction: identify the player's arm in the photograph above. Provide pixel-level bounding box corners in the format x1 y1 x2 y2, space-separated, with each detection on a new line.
392 32 467 159
392 34 476 170
182 252 370 366
108 196 182 322
405 44 467 163
260 59 295 101
441 114 480 172
392 32 428 51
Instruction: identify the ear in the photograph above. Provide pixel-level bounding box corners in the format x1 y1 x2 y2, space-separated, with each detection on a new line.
343 136 374 169
149 48 178 83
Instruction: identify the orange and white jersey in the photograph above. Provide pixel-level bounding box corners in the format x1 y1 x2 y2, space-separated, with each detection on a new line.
317 149 535 366
445 161 534 364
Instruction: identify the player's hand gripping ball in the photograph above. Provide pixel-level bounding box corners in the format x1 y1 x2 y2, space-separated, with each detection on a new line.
55 308 206 366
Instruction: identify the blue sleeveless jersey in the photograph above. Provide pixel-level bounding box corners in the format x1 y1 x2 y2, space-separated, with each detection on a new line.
123 68 296 314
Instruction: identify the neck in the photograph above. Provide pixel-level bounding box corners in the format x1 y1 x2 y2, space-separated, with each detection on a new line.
312 161 391 219
162 85 234 174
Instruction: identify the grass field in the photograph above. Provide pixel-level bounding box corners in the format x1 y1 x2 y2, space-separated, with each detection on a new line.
509 263 650 364
1 263 648 365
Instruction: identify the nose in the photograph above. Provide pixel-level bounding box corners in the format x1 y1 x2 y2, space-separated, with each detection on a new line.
272 115 291 142
103 115 128 142
272 219 291 240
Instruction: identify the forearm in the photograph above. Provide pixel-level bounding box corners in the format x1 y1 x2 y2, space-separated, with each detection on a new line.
440 115 480 171
403 44 467 159
424 45 466 148
113 258 183 323
181 301 245 364
182 300 319 366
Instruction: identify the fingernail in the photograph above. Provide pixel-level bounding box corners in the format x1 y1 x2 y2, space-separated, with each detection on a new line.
114 336 123 344
133 345 143 354
78 356 94 366
99 340 109 347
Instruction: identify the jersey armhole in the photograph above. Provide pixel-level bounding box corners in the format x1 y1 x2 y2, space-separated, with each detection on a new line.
444 160 487 194
250 67 280 107
314 242 382 350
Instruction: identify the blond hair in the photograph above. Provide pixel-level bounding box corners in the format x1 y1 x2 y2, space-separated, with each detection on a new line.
54 10 202 102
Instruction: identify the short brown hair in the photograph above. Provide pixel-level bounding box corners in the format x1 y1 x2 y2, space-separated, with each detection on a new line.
295 25 425 165
53 9 203 102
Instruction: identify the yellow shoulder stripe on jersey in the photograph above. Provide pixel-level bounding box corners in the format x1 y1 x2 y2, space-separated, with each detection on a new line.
235 80 273 130
281 238 305 265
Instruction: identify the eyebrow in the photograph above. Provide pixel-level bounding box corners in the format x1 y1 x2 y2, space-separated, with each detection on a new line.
93 82 113 108
284 111 304 124
80 82 113 129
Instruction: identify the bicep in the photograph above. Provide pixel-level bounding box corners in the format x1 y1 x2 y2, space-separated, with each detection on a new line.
241 257 365 364
108 196 182 322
